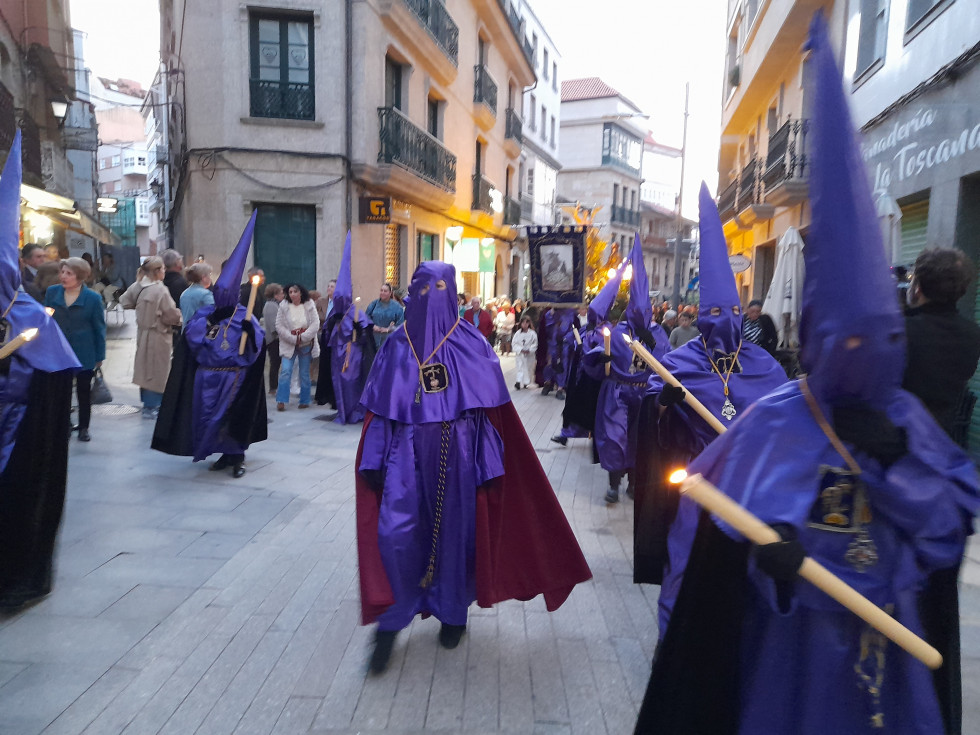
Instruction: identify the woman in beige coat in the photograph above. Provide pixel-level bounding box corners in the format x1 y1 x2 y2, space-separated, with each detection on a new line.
120 256 182 418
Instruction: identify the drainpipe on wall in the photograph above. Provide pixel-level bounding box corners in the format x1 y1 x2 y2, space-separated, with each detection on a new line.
345 0 353 232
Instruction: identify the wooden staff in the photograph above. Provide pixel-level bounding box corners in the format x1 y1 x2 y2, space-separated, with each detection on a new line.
572 325 582 346
624 335 727 435
0 327 38 360
602 327 611 376
674 471 943 670
238 274 261 354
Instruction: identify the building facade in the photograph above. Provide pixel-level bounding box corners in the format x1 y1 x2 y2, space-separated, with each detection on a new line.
160 0 535 301
715 0 844 304
844 0 980 450
639 201 697 301
558 77 645 262
0 1 113 256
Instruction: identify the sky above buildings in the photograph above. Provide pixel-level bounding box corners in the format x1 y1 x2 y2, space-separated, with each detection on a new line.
68 0 726 219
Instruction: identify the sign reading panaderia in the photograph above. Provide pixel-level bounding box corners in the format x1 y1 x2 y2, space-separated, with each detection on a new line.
862 105 980 192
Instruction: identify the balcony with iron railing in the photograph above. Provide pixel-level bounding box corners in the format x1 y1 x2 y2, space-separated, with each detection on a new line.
403 0 459 66
497 0 536 69
718 178 738 221
610 204 640 229
249 79 315 121
503 196 521 225
16 111 42 185
520 193 533 219
472 173 493 213
763 118 808 207
473 65 498 129
736 157 760 211
378 106 457 192
505 108 523 145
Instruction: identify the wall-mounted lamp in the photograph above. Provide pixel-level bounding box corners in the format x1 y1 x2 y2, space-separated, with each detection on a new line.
50 99 68 124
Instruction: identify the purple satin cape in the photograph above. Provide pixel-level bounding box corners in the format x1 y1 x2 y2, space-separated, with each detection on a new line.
679 381 979 733
328 306 373 424
185 305 265 460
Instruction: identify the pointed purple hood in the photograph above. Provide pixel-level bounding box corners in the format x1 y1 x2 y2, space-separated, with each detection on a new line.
213 211 257 309
332 231 353 319
624 233 652 335
800 12 905 407
589 258 627 324
697 182 742 356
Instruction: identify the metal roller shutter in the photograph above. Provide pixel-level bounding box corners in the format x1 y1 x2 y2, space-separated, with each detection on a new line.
899 198 929 265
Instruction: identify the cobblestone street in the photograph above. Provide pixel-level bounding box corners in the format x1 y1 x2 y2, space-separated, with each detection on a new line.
1 319 979 734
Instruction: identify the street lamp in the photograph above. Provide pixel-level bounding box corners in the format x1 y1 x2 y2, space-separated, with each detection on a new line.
671 83 690 309
50 98 68 124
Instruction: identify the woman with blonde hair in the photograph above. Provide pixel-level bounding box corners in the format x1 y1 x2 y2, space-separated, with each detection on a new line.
120 256 182 418
179 262 214 324
44 257 106 441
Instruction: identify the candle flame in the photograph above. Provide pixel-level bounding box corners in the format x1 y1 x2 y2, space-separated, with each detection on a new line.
602 327 610 336
355 297 361 302
45 307 55 316
23 327 39 342
606 267 617 279
669 469 689 485
622 333 632 344
251 275 261 285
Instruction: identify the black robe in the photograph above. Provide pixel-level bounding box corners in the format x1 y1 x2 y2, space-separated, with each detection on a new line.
0 368 74 606
151 332 268 457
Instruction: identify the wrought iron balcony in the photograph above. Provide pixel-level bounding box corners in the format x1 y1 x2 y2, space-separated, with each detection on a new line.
404 0 459 66
378 106 457 192
764 118 808 191
505 108 523 145
472 173 493 213
520 193 533 219
249 79 315 121
16 111 41 182
610 204 640 228
718 178 738 220
497 0 536 68
474 65 498 117
737 157 760 210
504 196 521 225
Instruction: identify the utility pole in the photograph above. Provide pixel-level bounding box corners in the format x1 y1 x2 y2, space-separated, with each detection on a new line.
671 83 690 309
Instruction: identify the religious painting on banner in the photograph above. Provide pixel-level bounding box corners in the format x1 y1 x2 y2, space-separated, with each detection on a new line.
527 225 586 306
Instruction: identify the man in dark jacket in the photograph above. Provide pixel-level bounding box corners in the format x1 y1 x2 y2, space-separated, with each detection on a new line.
161 249 188 306
903 247 980 441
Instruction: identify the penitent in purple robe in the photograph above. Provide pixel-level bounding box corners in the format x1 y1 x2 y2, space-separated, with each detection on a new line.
327 305 373 424
358 261 513 631
185 306 264 461
544 309 574 388
582 320 666 474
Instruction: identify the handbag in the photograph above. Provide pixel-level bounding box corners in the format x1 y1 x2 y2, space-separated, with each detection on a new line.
90 367 113 404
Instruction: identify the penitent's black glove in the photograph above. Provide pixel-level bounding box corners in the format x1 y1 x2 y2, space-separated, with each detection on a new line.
636 326 658 352
240 319 256 351
597 353 613 364
832 402 908 468
658 383 686 408
208 304 236 326
753 524 806 582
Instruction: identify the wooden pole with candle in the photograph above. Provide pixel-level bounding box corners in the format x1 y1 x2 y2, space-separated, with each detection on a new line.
602 327 611 375
624 334 728 435
672 470 943 670
238 274 261 354
0 327 39 360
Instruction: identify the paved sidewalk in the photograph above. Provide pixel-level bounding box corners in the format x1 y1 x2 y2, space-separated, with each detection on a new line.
0 319 979 734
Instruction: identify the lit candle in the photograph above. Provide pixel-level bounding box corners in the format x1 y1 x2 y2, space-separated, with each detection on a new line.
602 327 611 376
45 307 55 316
0 327 39 360
353 296 361 323
238 274 262 354
572 325 582 346
671 471 942 671
624 333 727 435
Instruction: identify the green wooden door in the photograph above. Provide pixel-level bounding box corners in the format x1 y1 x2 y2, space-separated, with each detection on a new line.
254 204 317 288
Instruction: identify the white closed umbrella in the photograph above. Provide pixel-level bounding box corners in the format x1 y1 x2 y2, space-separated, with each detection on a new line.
875 193 903 265
763 226 805 349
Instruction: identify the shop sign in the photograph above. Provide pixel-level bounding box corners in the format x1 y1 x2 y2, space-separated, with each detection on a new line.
358 196 391 223
729 253 751 273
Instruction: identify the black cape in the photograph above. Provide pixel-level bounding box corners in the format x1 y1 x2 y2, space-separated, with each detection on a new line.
151 332 268 457
0 368 74 605
561 338 600 434
635 511 748 734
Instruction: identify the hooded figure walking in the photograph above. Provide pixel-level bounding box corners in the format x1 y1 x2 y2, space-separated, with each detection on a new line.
581 235 668 503
318 232 374 424
0 132 81 609
634 15 979 734
355 261 592 673
632 184 787 609
151 212 268 478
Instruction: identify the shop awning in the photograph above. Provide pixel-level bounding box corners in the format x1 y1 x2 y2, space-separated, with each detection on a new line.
20 183 121 245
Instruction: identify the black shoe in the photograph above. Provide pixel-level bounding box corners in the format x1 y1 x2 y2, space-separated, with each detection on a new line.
210 456 231 472
438 623 466 649
232 463 246 478
605 487 620 504
555 389 566 400
541 385 552 396
0 583 51 611
514 382 521 390
370 630 397 673
77 428 91 442
550 434 567 446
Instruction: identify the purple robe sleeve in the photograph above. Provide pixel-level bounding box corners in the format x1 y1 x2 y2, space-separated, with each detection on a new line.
474 411 505 488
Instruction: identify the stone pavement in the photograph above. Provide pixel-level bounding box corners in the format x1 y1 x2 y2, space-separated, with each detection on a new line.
0 315 979 734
